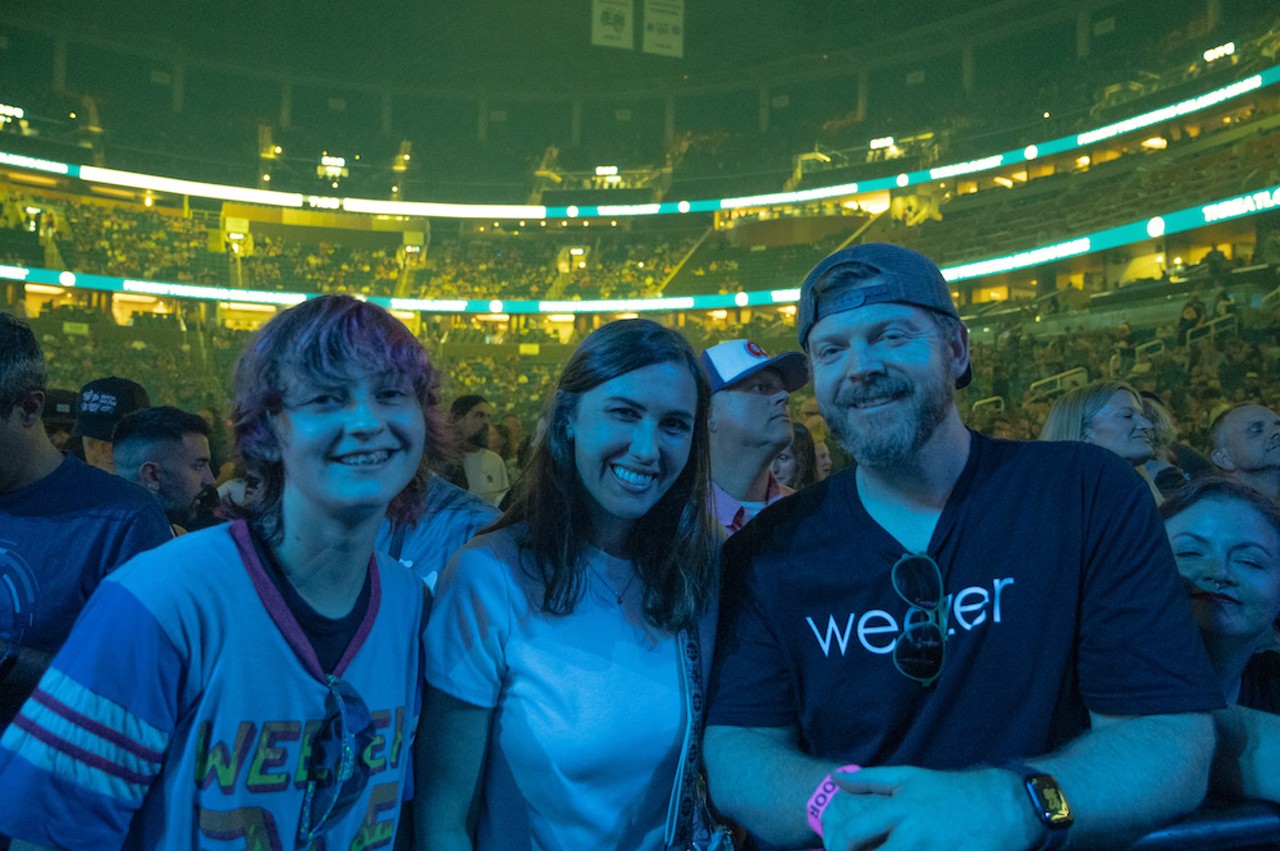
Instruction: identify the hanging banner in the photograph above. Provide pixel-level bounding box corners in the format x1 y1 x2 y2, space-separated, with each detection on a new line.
643 0 683 58
592 0 634 50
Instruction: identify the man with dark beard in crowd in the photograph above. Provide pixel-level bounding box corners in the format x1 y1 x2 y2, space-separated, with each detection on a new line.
450 394 509 505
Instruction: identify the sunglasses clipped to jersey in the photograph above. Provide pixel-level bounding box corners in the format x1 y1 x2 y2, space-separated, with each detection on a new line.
297 675 376 845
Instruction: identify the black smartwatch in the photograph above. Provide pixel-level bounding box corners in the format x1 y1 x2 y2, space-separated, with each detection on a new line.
999 761 1072 850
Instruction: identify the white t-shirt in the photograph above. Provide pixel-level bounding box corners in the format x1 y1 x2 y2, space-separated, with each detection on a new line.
463 448 511 505
425 526 685 851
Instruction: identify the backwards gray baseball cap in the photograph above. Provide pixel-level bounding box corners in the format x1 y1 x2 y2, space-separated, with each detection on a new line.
797 243 971 389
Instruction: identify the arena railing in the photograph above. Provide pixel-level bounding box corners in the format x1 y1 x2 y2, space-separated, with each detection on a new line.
1260 285 1280 311
1186 314 1240 346
1029 367 1089 398
1130 800 1280 849
970 396 1005 415
1135 339 1166 361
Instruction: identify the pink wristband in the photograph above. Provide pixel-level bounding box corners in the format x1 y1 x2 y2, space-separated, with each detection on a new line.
806 763 860 838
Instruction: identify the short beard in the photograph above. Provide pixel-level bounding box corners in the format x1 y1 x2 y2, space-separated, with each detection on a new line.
824 366 955 469
466 428 489 450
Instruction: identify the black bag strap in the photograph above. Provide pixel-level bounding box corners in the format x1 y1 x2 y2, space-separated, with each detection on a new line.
389 521 408 562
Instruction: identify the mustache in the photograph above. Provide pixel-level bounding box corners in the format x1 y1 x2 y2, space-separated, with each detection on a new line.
834 377 911 407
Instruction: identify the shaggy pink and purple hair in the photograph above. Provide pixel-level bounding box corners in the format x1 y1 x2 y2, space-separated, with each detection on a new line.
232 294 447 542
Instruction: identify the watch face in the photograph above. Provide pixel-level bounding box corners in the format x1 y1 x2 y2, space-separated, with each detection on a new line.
1028 774 1073 827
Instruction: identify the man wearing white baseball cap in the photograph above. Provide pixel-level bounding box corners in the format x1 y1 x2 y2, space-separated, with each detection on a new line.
701 339 809 535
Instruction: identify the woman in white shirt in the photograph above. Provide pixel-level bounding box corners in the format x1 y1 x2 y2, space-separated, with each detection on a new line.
416 318 722 851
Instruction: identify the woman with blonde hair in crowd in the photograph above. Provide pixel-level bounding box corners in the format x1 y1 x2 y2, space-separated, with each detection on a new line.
1040 379 1162 500
417 318 723 850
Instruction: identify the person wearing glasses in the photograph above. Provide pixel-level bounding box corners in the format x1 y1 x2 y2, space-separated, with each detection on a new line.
0 296 439 849
703 244 1223 851
1160 476 1280 803
701 339 810 535
416 319 723 850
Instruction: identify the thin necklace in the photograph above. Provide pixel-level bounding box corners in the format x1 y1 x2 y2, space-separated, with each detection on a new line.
592 566 637 604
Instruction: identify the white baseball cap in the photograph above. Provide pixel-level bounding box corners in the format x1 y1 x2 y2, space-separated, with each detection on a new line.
700 340 809 393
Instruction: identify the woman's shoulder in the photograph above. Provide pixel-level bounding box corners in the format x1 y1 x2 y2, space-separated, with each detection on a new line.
456 523 527 569
437 524 534 600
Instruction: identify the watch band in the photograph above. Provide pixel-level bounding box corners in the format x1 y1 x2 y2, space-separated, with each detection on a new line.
997 760 1071 851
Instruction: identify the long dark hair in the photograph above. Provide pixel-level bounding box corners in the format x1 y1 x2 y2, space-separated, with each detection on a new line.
784 421 819 490
493 319 720 632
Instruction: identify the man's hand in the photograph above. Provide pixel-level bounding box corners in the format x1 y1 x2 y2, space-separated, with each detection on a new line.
822 766 1043 851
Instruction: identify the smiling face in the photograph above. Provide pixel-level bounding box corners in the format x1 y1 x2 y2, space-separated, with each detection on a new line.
570 361 697 551
1166 496 1280 649
808 302 964 468
1084 389 1153 465
275 371 426 526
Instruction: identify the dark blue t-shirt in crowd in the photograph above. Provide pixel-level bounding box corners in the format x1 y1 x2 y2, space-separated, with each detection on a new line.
708 431 1225 770
0 454 172 657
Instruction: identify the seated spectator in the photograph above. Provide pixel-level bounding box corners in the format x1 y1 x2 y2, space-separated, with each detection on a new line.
772 421 818 491
1209 404 1280 505
0 295 435 847
0 314 171 730
1041 379 1161 499
70 375 150 472
1161 476 1280 803
112 406 217 534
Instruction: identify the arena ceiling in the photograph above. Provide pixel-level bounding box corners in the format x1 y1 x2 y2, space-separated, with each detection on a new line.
5 0 1170 93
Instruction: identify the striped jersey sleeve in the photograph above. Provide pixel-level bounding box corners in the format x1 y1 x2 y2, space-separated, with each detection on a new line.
0 580 182 849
